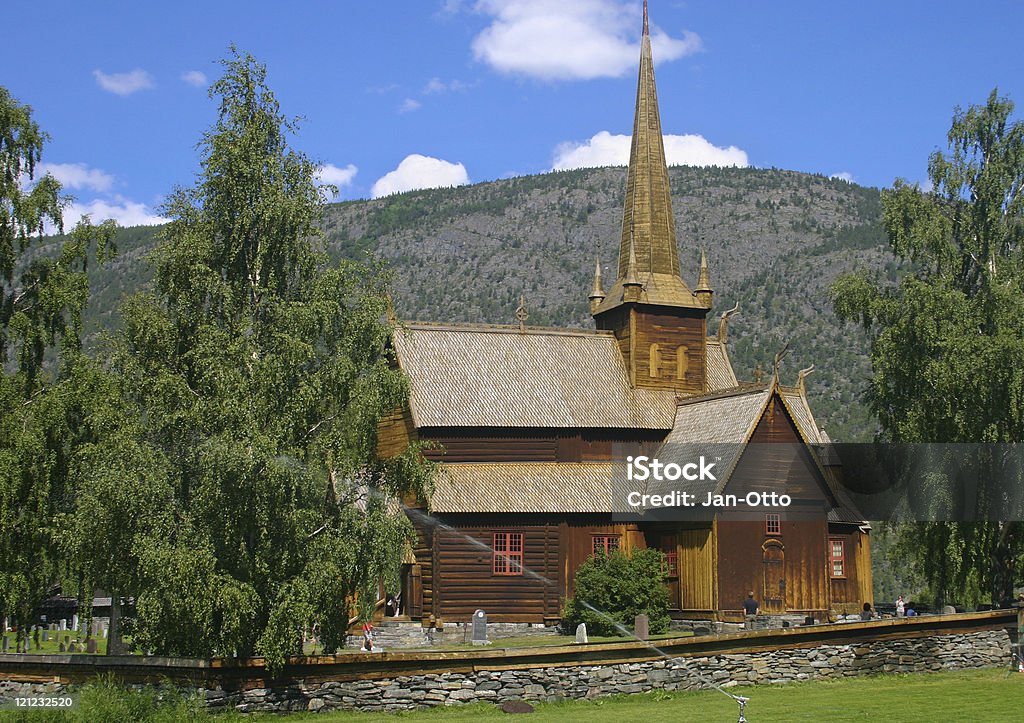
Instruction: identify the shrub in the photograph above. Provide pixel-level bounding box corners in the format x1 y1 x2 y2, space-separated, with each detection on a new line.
562 548 670 637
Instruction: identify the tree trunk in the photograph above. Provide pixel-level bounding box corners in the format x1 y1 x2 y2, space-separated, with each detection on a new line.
991 521 1020 608
106 593 127 655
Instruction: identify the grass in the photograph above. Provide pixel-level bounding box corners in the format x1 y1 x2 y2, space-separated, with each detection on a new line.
3 669 1022 721
2 631 107 656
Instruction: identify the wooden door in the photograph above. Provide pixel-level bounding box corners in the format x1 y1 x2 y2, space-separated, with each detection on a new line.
762 540 785 613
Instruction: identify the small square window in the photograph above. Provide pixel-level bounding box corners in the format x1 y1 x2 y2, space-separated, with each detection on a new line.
765 514 781 535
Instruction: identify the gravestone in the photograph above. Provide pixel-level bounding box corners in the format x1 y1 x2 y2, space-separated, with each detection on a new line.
42 630 48 643
634 614 650 641
86 638 98 654
102 626 108 639
91 620 100 636
71 614 78 632
575 623 588 644
941 605 957 615
59 619 66 631
471 609 489 645
58 642 65 653
63 635 70 648
1 635 8 652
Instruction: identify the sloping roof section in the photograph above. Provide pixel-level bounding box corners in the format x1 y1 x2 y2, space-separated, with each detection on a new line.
433 463 614 513
779 387 824 444
393 323 678 430
705 339 739 392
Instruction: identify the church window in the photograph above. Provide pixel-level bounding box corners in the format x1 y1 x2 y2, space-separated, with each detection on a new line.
675 345 688 379
592 535 620 556
493 532 523 575
829 539 845 578
765 514 781 535
663 551 678 576
648 344 660 377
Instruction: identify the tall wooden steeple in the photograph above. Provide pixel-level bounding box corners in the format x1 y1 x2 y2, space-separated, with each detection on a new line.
591 0 712 393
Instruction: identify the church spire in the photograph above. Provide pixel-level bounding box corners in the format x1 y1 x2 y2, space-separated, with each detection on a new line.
591 0 702 316
588 258 606 313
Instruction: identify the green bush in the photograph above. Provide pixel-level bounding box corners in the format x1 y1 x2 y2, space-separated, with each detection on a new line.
562 548 670 637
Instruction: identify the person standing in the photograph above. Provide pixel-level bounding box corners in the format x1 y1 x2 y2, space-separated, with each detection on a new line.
896 595 905 617
744 592 759 630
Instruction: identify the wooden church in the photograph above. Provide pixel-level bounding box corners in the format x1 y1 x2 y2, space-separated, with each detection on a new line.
378 2 871 625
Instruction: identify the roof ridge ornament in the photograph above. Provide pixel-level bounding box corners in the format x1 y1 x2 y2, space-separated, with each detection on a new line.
643 0 649 36
717 302 739 343
797 364 815 396
515 295 529 332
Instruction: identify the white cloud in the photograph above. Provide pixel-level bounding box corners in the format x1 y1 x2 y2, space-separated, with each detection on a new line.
552 131 748 170
38 163 114 192
93 68 155 96
423 77 468 94
315 163 358 199
181 70 208 87
316 163 358 187
830 171 855 183
65 197 166 229
399 98 422 113
371 154 470 198
471 0 701 80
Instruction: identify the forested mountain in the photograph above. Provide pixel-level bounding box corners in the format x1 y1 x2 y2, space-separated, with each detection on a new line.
82 165 892 441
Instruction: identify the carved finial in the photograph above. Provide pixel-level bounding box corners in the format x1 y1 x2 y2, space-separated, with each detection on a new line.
643 0 649 36
589 258 606 313
515 295 529 332
695 248 713 307
753 363 764 384
772 342 791 382
623 235 643 302
797 364 815 395
718 302 739 343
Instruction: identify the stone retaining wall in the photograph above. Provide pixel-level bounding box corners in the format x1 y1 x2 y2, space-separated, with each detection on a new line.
202 628 1009 713
0 621 1012 714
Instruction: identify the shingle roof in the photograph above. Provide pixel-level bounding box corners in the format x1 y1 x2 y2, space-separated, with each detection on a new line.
705 339 738 391
432 463 614 513
393 323 678 430
393 322 742 430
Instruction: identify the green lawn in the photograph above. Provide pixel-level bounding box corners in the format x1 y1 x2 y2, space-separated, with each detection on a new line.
268 669 1024 723
2 631 107 656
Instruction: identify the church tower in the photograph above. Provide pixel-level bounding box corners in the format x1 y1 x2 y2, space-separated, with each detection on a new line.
590 0 712 393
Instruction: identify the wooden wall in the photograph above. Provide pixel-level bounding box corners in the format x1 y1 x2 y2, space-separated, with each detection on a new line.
406 514 648 624
828 524 873 614
595 305 707 393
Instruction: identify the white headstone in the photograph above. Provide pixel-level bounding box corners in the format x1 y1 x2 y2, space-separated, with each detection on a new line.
575 623 588 644
71 614 78 631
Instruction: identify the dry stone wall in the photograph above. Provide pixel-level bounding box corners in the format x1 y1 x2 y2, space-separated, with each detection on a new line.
0 627 1011 714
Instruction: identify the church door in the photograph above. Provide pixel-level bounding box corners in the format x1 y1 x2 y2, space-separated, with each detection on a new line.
762 540 786 613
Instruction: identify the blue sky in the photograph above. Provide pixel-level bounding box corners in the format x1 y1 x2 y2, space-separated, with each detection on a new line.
3 0 1023 227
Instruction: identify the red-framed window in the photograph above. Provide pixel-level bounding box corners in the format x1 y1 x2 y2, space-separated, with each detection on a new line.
829 538 846 578
592 535 620 556
765 513 781 535
493 532 524 575
663 551 678 576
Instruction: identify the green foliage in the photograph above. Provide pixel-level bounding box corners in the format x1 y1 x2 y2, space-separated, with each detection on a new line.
562 549 669 637
832 89 1024 605
92 49 433 671
0 86 117 650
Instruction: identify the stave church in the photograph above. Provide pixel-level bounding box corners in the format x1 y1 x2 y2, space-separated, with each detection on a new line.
378 1 871 626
